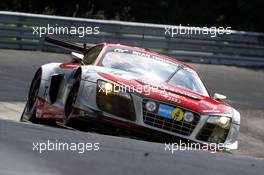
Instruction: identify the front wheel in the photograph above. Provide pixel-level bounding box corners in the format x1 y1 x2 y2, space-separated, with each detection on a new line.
63 81 80 126
20 70 41 123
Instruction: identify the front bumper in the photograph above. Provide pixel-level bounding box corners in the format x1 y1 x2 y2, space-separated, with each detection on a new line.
77 80 239 150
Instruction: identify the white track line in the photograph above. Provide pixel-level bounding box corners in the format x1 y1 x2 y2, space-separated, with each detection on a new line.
0 101 25 121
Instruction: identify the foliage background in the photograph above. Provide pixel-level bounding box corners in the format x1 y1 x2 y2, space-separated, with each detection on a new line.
0 0 263 32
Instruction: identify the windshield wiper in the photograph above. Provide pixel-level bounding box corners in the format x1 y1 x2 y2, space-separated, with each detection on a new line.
165 65 183 83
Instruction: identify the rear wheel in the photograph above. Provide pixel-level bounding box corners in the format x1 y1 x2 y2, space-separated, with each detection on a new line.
20 70 41 123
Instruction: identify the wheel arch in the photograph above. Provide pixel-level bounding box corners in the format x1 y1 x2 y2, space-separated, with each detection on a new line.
37 63 62 100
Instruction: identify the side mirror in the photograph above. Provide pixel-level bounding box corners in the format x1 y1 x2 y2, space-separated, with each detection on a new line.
71 52 84 64
213 93 227 101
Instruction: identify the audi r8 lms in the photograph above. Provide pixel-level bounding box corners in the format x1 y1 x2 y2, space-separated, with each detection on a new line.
20 37 240 149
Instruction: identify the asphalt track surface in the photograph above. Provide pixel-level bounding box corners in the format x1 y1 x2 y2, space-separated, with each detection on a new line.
1 119 264 175
0 49 264 175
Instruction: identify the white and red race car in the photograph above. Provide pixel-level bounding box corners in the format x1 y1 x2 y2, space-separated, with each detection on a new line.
21 37 240 149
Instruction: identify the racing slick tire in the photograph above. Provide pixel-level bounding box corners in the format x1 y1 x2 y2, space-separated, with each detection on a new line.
63 80 80 127
20 69 42 123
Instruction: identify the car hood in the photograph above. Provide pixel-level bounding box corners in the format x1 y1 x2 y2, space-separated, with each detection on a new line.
92 66 232 116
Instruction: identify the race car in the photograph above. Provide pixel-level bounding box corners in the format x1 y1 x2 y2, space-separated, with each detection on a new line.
20 36 240 149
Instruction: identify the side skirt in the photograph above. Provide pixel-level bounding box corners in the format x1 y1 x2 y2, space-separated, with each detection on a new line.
35 97 64 119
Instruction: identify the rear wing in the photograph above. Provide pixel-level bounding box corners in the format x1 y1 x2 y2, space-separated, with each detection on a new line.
44 36 87 53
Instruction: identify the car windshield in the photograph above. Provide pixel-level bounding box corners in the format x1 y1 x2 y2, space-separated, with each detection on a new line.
100 47 209 96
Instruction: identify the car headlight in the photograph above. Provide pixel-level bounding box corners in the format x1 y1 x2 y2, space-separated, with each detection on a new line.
97 80 113 95
96 80 135 121
97 80 131 99
207 116 231 129
219 116 229 126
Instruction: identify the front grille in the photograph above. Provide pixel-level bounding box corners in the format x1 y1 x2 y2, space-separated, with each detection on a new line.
196 123 229 143
142 99 200 136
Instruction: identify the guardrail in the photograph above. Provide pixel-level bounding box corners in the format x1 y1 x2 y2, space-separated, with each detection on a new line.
0 11 264 66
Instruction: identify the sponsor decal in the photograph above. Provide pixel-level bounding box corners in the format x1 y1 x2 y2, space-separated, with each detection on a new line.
202 110 221 113
161 92 183 104
113 48 178 66
157 104 174 119
171 108 184 121
157 104 184 121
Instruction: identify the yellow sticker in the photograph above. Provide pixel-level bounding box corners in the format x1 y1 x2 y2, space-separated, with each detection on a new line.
171 108 184 121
